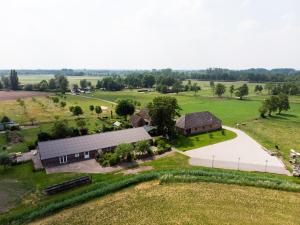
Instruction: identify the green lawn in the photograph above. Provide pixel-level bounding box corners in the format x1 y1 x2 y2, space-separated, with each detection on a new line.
29 181 300 225
173 129 237 151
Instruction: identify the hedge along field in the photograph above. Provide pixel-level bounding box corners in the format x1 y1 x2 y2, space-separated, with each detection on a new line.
2 169 300 225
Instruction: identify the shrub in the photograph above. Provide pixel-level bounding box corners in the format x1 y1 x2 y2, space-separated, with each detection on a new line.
99 152 119 167
135 140 151 155
52 97 59 103
37 132 52 141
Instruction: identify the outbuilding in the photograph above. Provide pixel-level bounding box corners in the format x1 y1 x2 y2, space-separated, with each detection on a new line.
38 127 152 167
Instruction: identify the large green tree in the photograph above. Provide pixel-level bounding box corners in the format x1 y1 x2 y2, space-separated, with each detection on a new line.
55 75 69 93
235 84 249 100
148 96 181 136
215 83 226 97
115 99 135 118
277 93 290 114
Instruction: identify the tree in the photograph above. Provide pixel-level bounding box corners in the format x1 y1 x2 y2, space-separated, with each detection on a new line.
215 83 226 97
1 116 10 123
1 76 10 89
71 106 83 116
89 105 95 113
229 85 234 97
142 75 155 88
259 104 268 118
51 120 71 139
48 78 56 90
0 80 3 89
190 83 201 95
96 80 102 89
148 96 181 136
235 84 249 100
209 81 215 95
265 96 279 116
0 152 11 169
55 75 69 93
9 70 19 90
277 93 290 114
52 97 59 103
115 99 135 118
95 106 102 117
172 81 183 94
38 80 48 91
115 143 134 161
60 101 66 108
80 79 88 89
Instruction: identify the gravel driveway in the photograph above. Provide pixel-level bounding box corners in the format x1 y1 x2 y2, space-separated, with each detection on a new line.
183 126 290 175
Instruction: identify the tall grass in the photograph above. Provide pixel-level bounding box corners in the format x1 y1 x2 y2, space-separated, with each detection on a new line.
1 169 300 225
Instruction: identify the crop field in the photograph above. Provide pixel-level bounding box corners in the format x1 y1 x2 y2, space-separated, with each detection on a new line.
18 75 103 86
30 181 300 225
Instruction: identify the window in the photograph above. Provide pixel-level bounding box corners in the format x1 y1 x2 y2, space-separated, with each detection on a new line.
75 153 80 158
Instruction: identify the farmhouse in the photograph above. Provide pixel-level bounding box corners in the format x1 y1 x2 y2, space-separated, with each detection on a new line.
131 108 151 127
176 111 222 135
38 127 152 167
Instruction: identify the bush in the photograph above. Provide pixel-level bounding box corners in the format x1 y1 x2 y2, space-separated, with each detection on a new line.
27 142 36 150
37 132 52 142
135 140 151 155
99 152 119 167
79 128 88 135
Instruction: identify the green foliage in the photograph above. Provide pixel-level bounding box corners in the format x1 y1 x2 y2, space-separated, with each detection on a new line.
80 79 88 89
235 84 249 100
9 70 19 90
215 83 226 97
60 101 66 108
148 96 181 136
229 85 234 97
51 120 71 139
89 105 95 112
115 99 135 118
135 140 151 154
76 118 86 128
71 106 83 116
115 143 135 161
0 152 11 169
1 115 11 123
52 97 59 103
95 106 102 117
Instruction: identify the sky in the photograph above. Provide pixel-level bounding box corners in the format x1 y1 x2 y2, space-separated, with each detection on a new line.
0 0 299 70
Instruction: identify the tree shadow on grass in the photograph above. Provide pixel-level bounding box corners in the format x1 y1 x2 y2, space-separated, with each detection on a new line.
270 113 297 120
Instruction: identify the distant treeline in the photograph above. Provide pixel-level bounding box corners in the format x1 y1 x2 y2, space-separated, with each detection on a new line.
189 68 300 82
1 68 300 82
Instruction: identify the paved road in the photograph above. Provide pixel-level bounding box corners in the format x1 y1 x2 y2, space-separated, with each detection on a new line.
183 126 290 175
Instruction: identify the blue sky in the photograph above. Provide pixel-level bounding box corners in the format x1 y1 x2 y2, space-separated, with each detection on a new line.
0 0 299 69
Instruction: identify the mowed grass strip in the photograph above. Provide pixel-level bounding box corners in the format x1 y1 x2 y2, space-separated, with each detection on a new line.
29 181 300 225
174 129 237 151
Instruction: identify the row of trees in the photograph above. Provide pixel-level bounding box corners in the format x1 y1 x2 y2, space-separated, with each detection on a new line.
210 81 249 100
259 94 290 117
0 70 19 90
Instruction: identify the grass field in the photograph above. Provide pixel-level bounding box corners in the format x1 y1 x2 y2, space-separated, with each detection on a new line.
30 181 300 225
173 129 237 151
